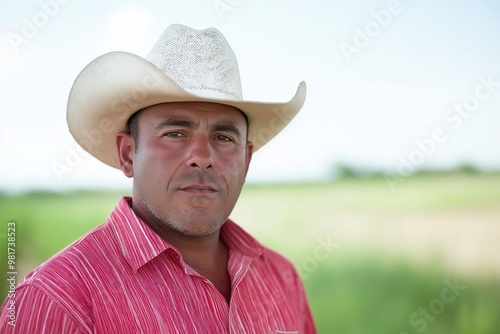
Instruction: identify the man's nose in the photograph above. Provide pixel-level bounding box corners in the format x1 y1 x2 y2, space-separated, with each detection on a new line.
186 135 214 170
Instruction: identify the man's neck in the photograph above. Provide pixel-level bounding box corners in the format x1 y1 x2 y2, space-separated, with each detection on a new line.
133 206 231 302
153 222 232 303
160 227 226 268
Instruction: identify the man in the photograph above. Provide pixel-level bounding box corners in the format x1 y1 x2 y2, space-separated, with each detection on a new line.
1 24 315 333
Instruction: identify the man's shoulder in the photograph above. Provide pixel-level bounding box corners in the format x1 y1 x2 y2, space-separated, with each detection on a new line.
258 245 300 279
261 246 294 265
3 222 116 332
223 220 298 272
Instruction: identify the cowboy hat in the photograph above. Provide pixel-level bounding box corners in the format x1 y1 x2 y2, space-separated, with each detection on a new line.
67 24 306 169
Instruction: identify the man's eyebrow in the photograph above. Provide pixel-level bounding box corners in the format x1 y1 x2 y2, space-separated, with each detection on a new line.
211 123 242 137
154 118 243 137
155 119 197 129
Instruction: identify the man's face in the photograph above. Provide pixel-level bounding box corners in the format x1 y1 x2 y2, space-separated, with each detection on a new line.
117 102 253 237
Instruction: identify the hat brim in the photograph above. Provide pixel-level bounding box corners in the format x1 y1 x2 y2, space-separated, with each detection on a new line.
67 51 306 169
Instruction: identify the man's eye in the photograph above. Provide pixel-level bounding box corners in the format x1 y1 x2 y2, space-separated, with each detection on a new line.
164 132 184 137
214 135 232 142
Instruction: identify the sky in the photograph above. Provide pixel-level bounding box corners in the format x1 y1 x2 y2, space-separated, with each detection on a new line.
0 0 499 193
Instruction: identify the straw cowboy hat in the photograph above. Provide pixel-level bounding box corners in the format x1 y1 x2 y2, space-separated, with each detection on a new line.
67 24 306 169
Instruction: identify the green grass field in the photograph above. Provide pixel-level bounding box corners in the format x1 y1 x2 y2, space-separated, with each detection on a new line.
1 172 500 333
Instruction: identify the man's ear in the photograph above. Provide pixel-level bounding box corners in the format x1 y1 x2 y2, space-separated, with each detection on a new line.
116 132 135 178
244 141 254 176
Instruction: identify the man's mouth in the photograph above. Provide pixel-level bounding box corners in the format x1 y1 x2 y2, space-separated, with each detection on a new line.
179 184 218 194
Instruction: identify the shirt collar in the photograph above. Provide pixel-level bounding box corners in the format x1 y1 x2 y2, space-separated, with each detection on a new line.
109 197 173 272
109 197 264 272
220 219 264 258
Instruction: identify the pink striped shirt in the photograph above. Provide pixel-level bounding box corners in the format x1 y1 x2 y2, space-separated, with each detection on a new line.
1 197 316 333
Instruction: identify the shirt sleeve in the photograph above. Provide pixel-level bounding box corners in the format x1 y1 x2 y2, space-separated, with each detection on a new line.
294 269 317 334
1 285 89 334
302 294 317 334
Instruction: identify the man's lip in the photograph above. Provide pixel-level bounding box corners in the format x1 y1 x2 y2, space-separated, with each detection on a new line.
179 184 218 192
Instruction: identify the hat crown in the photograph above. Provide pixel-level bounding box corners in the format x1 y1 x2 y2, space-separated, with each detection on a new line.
146 24 243 100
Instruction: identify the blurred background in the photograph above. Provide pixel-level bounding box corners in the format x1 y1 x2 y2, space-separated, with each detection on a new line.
1 0 499 332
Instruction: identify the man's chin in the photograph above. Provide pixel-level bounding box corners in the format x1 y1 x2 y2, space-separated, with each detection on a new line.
163 217 226 238
169 225 223 238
